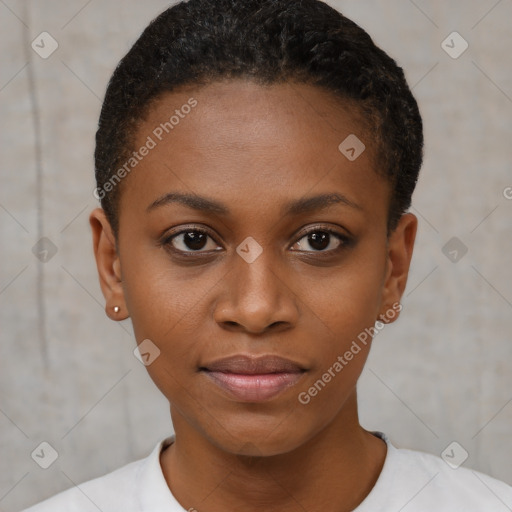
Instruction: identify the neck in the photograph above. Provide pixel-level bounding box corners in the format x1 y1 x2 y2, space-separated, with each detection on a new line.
160 392 387 512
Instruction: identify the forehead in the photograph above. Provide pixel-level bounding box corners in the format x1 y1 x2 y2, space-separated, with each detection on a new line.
119 79 389 227
142 80 370 155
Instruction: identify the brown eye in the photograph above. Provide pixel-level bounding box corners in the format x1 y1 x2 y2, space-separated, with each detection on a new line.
291 227 351 254
165 228 221 253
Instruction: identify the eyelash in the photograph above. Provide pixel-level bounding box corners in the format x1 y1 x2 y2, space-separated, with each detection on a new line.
160 224 353 259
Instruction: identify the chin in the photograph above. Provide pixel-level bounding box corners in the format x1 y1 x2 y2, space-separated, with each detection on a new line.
202 417 309 458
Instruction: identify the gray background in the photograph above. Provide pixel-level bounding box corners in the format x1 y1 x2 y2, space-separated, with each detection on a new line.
1 0 511 510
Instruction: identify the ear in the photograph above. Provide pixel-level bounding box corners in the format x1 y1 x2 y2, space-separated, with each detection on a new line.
378 213 417 324
89 208 128 320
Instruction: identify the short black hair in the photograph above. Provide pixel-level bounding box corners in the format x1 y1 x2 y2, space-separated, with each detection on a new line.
95 0 423 237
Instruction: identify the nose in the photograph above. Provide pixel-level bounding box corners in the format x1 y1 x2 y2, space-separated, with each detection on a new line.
213 246 299 335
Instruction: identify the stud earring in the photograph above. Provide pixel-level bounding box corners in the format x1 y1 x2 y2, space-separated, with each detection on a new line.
113 306 120 313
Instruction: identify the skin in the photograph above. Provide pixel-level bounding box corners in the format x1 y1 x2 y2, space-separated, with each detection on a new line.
90 79 417 512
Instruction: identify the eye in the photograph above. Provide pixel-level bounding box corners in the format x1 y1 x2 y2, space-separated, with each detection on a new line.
163 227 222 254
291 226 351 254
161 224 352 258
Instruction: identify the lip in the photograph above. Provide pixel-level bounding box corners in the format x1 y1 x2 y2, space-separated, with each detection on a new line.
200 355 307 402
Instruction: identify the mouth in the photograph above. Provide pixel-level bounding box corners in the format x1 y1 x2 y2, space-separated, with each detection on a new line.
199 354 307 402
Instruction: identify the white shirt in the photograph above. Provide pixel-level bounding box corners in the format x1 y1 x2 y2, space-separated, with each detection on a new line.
22 432 512 511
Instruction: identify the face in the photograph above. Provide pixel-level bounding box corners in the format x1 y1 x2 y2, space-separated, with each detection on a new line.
90 79 416 457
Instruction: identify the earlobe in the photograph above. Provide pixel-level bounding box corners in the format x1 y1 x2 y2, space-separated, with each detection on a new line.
89 208 129 321
378 301 403 324
378 213 417 323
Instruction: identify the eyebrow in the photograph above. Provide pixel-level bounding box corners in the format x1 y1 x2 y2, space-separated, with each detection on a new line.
146 191 362 216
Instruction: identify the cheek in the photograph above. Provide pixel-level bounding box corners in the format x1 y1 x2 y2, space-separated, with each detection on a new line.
296 247 387 409
120 248 226 393
122 265 204 404
294 269 381 418
122 235 387 360
120 230 387 400
121 245 207 337
302 254 387 346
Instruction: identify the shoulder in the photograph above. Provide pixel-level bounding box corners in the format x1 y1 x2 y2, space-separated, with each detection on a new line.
21 450 150 512
385 438 512 510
